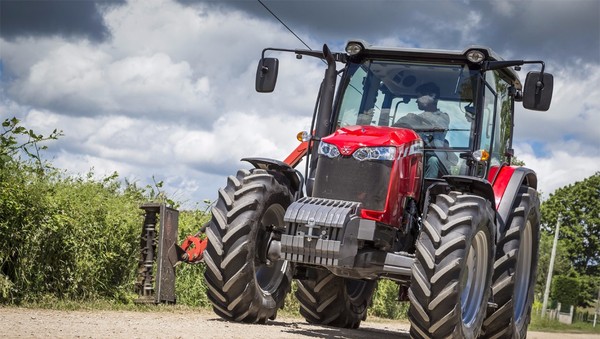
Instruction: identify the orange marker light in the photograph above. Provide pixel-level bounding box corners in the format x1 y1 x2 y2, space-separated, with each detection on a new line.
296 131 310 142
473 149 490 162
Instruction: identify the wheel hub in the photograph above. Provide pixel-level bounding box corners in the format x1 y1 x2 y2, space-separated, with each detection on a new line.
460 229 490 328
255 204 287 294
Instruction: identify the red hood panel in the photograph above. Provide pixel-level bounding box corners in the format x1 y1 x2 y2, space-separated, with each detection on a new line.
322 125 420 155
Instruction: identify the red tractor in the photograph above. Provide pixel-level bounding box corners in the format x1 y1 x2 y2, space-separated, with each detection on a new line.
196 41 553 338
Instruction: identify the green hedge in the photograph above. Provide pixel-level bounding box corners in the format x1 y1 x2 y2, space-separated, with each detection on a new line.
0 158 218 306
0 164 145 302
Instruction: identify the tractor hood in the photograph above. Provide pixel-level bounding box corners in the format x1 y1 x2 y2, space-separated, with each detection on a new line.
314 124 424 227
321 125 421 156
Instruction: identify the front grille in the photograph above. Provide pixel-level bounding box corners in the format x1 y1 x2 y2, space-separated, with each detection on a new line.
312 155 392 211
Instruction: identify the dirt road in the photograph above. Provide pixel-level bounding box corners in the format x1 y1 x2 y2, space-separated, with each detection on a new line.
1 307 598 338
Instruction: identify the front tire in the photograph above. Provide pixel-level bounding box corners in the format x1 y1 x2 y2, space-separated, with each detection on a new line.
482 186 540 338
296 268 377 329
203 169 293 323
409 192 495 339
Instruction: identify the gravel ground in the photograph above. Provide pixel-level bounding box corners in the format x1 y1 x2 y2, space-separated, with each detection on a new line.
1 307 598 339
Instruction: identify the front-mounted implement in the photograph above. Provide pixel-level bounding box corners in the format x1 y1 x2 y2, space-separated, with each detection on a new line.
134 203 206 304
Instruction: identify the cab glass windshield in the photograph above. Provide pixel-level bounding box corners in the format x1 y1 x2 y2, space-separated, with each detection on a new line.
336 60 479 150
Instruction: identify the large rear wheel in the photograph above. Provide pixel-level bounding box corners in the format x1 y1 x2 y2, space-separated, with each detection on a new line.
296 268 377 329
482 186 540 338
408 192 495 339
203 169 293 323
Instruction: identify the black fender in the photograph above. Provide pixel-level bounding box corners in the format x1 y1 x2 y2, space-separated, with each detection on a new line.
241 157 303 197
495 167 538 233
426 170 538 240
423 175 498 240
443 175 497 210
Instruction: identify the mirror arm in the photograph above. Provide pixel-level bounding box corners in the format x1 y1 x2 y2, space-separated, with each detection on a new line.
485 60 547 94
261 47 346 64
520 60 546 94
483 60 524 71
260 47 325 63
483 60 545 74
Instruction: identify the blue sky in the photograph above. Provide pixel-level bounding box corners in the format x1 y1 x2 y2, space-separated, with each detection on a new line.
1 0 599 207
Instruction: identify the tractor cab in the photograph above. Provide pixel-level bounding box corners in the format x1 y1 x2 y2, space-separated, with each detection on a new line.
332 41 549 183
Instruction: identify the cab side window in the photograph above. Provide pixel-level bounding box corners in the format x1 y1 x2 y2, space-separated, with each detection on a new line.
494 72 513 165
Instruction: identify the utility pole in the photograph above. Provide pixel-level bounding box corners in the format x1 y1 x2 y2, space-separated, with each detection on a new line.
542 216 561 318
594 285 599 327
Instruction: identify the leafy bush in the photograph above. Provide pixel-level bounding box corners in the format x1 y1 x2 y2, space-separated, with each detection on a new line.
369 279 409 319
0 164 148 302
552 273 582 307
1 116 153 302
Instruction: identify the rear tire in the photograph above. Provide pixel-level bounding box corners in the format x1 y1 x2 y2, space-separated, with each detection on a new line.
296 268 377 329
203 169 293 323
482 186 540 338
408 192 495 339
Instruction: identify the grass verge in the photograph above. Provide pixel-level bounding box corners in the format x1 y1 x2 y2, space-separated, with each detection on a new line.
529 313 600 334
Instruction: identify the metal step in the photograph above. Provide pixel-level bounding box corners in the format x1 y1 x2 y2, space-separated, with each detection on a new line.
382 251 415 277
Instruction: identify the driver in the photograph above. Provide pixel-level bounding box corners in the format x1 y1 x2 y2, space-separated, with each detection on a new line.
393 82 457 178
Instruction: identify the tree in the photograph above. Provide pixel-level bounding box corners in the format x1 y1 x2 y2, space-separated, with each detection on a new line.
510 155 526 166
535 232 572 299
552 273 580 307
541 172 600 276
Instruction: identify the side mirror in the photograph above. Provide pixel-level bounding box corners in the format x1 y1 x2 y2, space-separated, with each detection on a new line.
255 58 279 93
523 71 553 111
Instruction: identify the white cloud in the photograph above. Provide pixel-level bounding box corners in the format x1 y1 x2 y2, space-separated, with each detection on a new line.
9 42 114 114
106 53 210 115
2 0 319 121
5 41 215 119
514 141 599 200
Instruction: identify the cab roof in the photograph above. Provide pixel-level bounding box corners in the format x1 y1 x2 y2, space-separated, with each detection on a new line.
346 39 521 85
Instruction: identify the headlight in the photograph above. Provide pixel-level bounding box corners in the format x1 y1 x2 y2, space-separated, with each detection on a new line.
318 141 340 158
466 49 485 64
353 146 396 161
345 42 363 55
